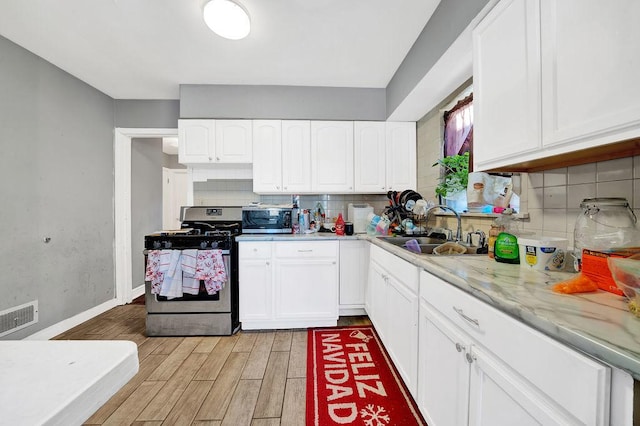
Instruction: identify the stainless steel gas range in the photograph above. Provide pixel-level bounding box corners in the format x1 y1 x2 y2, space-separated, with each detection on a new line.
143 206 242 336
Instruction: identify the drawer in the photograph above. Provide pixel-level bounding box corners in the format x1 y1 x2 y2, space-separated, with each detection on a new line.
420 271 609 424
370 244 419 293
275 241 338 258
239 242 272 259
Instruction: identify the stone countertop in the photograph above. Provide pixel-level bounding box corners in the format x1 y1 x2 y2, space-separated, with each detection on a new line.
366 236 640 380
235 232 640 378
236 233 360 241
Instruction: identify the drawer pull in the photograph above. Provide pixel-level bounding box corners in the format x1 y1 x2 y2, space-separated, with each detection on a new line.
297 249 313 253
455 343 465 353
453 307 480 328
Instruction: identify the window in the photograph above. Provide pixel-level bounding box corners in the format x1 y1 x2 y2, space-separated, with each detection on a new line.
443 93 473 166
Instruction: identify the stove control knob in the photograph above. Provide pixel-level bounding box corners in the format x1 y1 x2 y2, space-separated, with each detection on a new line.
200 241 208 249
211 242 219 249
163 241 172 249
153 241 162 249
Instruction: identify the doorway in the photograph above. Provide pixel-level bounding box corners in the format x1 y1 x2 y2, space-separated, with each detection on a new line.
114 128 178 305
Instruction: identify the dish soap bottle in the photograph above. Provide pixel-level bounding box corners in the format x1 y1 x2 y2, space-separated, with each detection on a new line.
494 209 520 264
335 213 345 236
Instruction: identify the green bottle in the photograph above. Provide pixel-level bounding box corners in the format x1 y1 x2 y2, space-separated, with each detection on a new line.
494 232 520 264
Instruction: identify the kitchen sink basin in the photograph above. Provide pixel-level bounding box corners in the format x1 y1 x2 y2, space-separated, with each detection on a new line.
376 236 483 255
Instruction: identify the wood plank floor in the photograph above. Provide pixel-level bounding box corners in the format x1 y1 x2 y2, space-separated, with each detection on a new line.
53 304 370 426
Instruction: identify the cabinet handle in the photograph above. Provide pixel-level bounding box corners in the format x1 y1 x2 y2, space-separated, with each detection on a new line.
453 307 480 328
465 352 476 364
455 342 465 353
208 156 213 161
266 261 270 265
276 186 280 190
216 157 220 161
298 249 313 253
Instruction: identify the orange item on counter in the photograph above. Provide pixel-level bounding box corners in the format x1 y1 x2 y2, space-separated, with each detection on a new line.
581 248 640 296
551 274 598 294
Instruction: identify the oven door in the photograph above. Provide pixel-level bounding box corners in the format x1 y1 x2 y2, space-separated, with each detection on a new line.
145 251 232 313
241 208 292 234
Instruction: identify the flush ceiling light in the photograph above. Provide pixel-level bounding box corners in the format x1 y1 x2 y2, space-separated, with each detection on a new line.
203 0 251 40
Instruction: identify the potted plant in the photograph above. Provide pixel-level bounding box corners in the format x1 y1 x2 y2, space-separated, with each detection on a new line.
432 152 469 211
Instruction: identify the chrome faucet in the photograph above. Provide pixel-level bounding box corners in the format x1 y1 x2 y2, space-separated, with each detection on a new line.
466 229 487 247
425 205 462 242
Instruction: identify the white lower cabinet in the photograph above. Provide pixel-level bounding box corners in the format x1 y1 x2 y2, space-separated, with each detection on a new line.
366 244 419 397
418 270 611 426
338 240 368 315
238 240 338 329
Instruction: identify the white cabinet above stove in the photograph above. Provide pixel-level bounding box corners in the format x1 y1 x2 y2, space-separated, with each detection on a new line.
178 119 252 164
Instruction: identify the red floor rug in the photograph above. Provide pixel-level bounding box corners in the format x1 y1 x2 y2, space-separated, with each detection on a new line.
307 326 426 426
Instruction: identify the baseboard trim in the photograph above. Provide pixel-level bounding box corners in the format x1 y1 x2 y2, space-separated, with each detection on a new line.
132 284 145 299
24 299 120 341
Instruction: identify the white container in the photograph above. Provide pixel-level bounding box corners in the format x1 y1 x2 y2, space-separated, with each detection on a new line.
348 203 374 234
518 236 568 271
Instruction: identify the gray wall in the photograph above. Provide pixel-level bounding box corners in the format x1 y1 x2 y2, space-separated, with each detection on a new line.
131 138 164 289
0 36 115 339
386 0 490 116
115 99 179 128
180 85 386 120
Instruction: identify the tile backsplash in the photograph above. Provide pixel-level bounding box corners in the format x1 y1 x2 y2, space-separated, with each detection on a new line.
522 156 640 248
193 179 388 222
193 155 640 247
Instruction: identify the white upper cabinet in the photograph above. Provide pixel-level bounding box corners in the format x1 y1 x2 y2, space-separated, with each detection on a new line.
215 120 252 163
311 121 354 193
354 121 417 192
472 0 541 170
178 119 252 164
540 0 640 148
385 122 417 191
252 120 283 193
473 0 640 171
178 119 215 164
281 120 312 193
354 121 387 192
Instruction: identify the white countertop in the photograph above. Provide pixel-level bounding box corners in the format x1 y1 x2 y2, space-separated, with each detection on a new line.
365 236 640 380
237 232 640 378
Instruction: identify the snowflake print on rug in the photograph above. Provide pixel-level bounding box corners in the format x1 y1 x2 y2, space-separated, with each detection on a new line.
306 326 427 426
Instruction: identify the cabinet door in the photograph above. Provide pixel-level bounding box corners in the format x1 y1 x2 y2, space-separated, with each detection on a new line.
468 345 573 426
338 240 368 308
540 0 640 149
354 121 386 193
215 120 252 163
472 0 541 171
367 260 388 341
252 120 283 193
238 243 273 323
274 258 338 320
238 258 272 322
418 300 470 426
385 122 416 191
385 274 419 397
178 119 215 163
282 120 312 193
311 121 354 192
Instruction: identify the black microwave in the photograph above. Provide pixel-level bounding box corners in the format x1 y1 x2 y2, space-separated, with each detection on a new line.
241 206 293 234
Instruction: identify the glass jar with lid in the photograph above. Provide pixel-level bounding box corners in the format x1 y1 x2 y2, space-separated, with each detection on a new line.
574 197 639 266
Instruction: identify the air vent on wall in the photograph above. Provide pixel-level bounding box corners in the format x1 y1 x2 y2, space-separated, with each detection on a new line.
0 300 38 338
